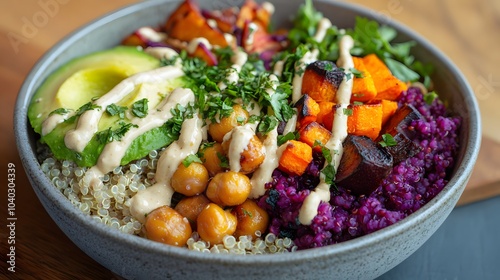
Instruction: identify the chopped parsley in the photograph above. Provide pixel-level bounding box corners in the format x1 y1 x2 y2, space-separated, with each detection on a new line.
277 131 299 146
217 152 229 168
350 67 364 78
131 98 149 118
257 115 279 134
379 133 398 147
106 103 127 119
424 90 438 105
182 154 203 167
49 108 71 116
76 102 101 117
343 107 353 116
96 122 138 144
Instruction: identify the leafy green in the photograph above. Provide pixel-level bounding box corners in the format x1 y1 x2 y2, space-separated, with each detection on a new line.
106 103 127 119
96 122 138 144
182 154 203 167
348 17 433 83
424 90 438 105
49 108 71 116
277 131 299 146
131 98 148 118
379 133 398 147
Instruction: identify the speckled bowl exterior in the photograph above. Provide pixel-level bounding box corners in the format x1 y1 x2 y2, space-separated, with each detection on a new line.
14 0 481 279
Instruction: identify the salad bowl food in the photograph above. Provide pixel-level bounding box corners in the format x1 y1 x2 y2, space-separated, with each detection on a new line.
14 0 480 279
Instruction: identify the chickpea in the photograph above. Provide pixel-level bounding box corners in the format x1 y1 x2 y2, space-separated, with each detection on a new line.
208 104 249 142
232 199 269 240
222 134 265 174
171 162 209 196
174 194 211 229
144 205 192 247
200 143 227 177
197 203 237 245
206 171 251 207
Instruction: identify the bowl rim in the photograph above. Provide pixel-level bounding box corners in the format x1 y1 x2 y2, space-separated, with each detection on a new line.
14 0 481 266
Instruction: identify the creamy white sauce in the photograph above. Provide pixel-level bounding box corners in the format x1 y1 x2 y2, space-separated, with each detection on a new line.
273 60 284 77
291 17 332 103
95 88 195 175
224 33 236 46
298 35 355 225
63 66 184 153
144 47 178 61
313 18 332 42
41 111 75 136
283 109 298 135
224 124 256 172
291 49 319 103
186 37 212 54
137 27 166 42
245 22 259 48
218 48 248 90
250 127 280 198
129 113 205 223
262 2 275 14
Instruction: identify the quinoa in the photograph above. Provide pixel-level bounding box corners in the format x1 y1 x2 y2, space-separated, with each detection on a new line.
258 86 462 250
38 146 296 254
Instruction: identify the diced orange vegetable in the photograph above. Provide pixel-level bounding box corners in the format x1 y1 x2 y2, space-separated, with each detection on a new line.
295 94 320 129
317 101 335 127
236 0 271 30
351 57 377 102
278 140 313 176
324 103 383 139
121 33 147 48
301 61 344 103
164 0 228 47
379 99 398 126
361 54 408 100
298 121 332 151
347 103 383 140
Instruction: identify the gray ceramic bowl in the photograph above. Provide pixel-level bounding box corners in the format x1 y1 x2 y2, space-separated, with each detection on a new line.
14 0 481 279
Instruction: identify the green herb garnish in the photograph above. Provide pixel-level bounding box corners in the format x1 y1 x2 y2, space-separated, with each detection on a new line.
379 133 398 147
182 154 203 167
131 98 149 118
106 103 127 119
49 108 71 116
423 91 438 105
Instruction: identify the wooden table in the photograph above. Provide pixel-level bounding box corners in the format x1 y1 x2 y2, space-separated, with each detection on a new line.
1 0 498 278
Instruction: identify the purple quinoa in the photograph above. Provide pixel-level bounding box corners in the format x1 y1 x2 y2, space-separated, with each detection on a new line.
258 86 462 249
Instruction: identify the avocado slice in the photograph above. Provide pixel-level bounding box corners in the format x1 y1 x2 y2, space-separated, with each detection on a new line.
28 46 185 167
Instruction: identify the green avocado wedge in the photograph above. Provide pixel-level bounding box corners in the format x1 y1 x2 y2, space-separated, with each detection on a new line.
28 46 185 167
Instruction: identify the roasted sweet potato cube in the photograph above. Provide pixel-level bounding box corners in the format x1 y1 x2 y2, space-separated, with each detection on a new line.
377 104 423 163
121 32 147 48
295 94 320 129
317 101 335 127
351 57 377 102
164 0 228 47
298 121 332 151
347 103 383 140
362 54 408 100
379 99 398 126
301 60 345 103
201 8 237 33
335 135 393 196
278 140 313 176
236 0 271 30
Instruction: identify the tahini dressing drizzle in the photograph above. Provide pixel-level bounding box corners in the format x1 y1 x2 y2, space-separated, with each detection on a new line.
62 66 184 153
129 111 205 223
298 35 355 225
